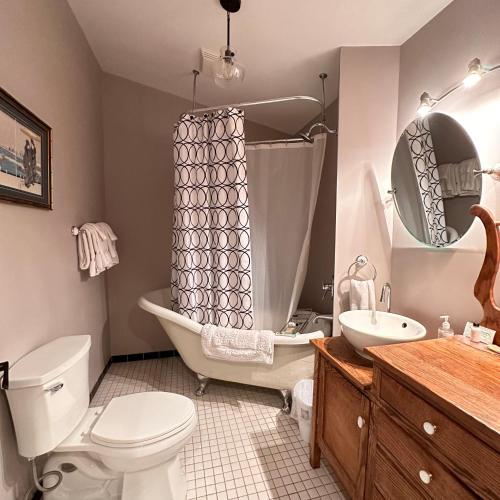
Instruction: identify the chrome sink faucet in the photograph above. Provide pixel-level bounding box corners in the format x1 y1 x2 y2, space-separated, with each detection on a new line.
380 282 391 312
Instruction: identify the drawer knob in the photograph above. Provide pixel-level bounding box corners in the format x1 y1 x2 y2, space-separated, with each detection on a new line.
423 421 437 435
419 470 433 484
357 416 365 429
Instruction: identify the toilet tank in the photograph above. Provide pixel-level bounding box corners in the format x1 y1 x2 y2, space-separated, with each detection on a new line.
6 335 91 458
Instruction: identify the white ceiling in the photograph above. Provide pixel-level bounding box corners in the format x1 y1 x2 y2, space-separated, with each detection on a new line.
68 0 453 134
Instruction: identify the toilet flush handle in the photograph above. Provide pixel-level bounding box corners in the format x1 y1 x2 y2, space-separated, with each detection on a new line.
45 382 64 393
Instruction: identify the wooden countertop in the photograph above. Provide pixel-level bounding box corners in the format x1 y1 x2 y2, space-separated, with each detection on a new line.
311 336 373 392
366 337 500 451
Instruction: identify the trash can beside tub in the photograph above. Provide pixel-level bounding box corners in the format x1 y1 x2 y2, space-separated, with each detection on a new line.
293 379 314 444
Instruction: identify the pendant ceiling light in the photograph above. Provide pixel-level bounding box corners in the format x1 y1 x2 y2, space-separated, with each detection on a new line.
214 0 245 88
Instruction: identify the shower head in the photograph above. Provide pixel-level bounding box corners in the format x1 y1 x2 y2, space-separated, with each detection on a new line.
299 133 314 143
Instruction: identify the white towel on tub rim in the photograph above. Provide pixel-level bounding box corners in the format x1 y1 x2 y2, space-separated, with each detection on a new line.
201 324 274 365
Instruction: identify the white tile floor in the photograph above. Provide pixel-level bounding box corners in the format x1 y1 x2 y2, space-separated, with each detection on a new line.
91 357 346 500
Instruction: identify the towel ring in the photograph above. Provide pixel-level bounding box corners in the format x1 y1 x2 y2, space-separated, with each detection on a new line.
347 255 377 281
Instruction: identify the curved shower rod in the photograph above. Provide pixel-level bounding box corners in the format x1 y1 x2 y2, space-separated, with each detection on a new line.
189 94 323 114
186 70 337 144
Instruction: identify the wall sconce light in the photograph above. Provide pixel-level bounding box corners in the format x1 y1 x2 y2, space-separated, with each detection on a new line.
417 92 438 117
416 57 500 116
463 58 484 88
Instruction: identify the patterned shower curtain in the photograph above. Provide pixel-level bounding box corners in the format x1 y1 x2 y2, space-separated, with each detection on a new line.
405 118 448 246
171 109 254 329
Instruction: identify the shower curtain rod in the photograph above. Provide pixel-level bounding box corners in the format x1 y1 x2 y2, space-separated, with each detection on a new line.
245 137 310 146
188 95 322 114
186 71 336 144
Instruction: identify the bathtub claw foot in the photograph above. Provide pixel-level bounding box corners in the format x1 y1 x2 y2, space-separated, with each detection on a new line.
279 389 292 414
195 374 210 396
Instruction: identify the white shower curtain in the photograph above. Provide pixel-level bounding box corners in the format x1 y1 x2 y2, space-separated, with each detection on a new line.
171 109 254 329
246 134 327 331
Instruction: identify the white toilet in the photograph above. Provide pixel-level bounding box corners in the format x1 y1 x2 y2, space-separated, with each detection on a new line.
5 335 197 499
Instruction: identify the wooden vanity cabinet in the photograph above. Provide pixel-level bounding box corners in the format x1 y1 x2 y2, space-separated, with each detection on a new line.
366 339 500 500
311 337 500 500
310 337 373 499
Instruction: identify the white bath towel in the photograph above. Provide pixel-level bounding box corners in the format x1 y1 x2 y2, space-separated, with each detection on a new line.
96 222 119 266
438 158 481 198
456 158 481 195
201 324 274 365
349 279 376 311
437 163 457 198
77 222 119 277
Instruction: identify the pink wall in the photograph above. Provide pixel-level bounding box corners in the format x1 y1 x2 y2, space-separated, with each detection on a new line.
333 46 400 332
0 1 108 498
102 74 286 355
392 0 500 336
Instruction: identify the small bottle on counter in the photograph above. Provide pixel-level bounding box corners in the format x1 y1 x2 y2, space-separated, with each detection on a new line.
438 315 454 338
470 322 482 343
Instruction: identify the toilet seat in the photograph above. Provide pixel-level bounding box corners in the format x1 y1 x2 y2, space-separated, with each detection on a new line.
91 392 196 448
55 391 197 470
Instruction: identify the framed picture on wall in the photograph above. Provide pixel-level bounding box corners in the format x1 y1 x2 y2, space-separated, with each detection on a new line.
0 87 52 209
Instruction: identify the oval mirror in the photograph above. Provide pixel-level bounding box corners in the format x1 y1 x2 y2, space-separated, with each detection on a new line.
391 112 481 247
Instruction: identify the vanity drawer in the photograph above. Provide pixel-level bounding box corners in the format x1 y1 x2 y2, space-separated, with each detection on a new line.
379 372 499 496
374 407 475 499
372 447 424 500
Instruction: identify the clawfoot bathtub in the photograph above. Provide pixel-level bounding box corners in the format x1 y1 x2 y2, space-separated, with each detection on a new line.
138 289 325 412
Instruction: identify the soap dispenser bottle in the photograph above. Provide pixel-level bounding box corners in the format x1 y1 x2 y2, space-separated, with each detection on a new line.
438 315 454 339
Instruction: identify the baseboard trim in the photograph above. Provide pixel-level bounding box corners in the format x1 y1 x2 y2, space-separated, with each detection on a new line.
90 357 112 400
111 349 179 363
89 349 179 400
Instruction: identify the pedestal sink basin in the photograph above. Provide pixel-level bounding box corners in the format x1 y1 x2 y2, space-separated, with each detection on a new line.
339 310 426 359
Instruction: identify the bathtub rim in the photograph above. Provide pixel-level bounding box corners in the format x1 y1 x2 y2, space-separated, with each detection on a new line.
138 288 325 346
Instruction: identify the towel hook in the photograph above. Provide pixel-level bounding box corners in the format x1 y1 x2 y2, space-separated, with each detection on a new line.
347 255 377 280
71 226 80 236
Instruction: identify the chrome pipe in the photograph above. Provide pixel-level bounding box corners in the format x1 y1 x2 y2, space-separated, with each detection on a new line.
192 69 200 111
188 95 322 114
313 314 333 324
246 137 313 146
380 282 391 312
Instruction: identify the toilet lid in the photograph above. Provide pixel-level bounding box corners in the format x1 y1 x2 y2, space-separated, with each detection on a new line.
91 392 195 447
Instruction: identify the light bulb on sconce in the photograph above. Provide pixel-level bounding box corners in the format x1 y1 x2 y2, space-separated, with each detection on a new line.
463 58 484 88
417 92 437 117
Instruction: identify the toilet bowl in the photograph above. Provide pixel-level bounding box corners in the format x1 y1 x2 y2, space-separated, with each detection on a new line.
5 335 197 500
44 392 197 499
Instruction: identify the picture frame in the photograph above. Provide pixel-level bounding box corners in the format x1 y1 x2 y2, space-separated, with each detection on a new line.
0 87 52 209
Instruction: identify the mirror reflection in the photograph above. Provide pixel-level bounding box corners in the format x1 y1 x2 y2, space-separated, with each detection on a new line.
391 112 481 247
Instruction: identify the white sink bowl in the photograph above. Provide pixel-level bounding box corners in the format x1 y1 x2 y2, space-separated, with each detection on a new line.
339 310 426 359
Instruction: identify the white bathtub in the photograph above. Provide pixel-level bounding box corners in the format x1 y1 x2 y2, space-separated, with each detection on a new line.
138 289 326 410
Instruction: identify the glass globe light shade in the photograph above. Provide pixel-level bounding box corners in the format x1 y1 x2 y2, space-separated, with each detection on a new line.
214 46 245 88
